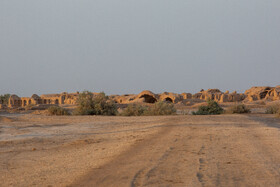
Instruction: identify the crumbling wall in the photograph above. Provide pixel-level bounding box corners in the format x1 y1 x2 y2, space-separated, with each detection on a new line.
181 93 192 100
192 89 246 103
112 94 137 104
7 92 81 109
272 86 280 100
8 95 22 108
244 86 274 101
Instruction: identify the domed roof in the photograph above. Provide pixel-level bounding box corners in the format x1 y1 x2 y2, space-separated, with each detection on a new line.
31 94 40 99
159 92 180 103
137 90 158 103
137 90 156 98
9 95 20 100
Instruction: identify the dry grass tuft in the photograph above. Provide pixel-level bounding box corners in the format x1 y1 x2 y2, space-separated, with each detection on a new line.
226 104 251 114
48 106 70 116
265 104 280 114
120 101 176 116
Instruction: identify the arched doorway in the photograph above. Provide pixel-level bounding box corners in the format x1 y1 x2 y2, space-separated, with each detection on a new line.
140 95 157 103
164 97 173 103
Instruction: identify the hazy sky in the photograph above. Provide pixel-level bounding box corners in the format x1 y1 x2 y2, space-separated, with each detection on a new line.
1 1 280 96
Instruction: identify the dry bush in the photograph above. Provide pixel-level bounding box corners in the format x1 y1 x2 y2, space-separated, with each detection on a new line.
226 104 251 114
192 99 223 115
120 104 147 116
74 91 117 115
265 104 280 114
74 91 95 115
93 92 117 115
144 101 176 116
48 106 70 115
121 101 176 116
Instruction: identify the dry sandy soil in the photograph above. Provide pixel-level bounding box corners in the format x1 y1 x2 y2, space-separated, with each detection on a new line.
1 114 280 187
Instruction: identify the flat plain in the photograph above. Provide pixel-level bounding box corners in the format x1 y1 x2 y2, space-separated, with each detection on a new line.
1 114 280 187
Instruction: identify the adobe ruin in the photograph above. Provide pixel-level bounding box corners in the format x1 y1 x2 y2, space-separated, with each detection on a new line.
3 85 280 109
7 92 79 108
137 90 158 103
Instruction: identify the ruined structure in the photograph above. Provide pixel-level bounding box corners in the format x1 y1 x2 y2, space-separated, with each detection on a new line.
0 99 5 109
8 92 79 108
244 86 272 101
110 94 137 104
137 90 158 103
189 89 245 103
8 95 22 108
243 86 280 101
181 93 192 100
271 86 280 100
111 89 246 105
159 92 182 103
218 91 246 103
4 85 280 109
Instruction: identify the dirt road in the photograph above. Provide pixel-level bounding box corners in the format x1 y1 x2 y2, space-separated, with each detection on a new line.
1 114 280 186
72 115 280 187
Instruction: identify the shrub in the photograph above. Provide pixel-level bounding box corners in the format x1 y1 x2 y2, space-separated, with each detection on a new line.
226 104 251 114
74 91 95 115
93 92 117 115
0 94 10 105
144 101 176 116
265 104 280 114
74 91 117 115
48 106 70 115
120 104 147 116
192 99 223 115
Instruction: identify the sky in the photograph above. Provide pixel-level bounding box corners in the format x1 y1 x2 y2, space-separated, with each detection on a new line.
1 0 280 97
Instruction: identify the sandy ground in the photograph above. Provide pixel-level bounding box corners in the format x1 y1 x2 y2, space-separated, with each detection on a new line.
1 114 280 187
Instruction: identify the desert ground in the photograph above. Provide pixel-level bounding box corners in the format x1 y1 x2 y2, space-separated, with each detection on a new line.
1 113 280 187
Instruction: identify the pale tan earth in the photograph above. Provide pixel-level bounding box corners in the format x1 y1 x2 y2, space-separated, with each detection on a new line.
1 113 280 187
